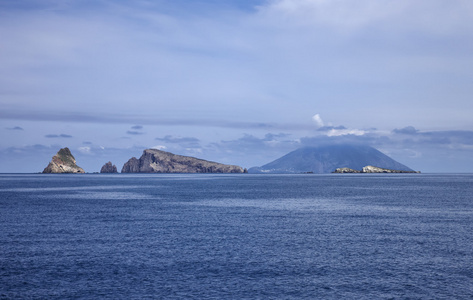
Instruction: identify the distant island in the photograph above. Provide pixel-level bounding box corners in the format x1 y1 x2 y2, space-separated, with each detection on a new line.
333 165 420 173
248 144 416 174
41 144 419 174
42 147 85 173
122 149 247 173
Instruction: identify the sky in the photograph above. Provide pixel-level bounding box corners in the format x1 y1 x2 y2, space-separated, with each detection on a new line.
1 0 473 173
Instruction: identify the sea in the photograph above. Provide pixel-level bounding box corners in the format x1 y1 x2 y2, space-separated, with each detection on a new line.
0 173 472 299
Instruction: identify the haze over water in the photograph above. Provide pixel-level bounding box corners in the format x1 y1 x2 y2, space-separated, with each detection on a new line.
1 173 472 299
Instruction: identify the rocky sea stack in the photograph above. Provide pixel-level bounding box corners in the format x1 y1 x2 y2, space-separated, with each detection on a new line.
42 147 85 173
122 149 246 173
100 161 118 173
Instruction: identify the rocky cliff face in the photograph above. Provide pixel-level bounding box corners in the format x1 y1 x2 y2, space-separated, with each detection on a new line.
42 147 85 173
122 149 246 173
121 157 140 173
100 161 118 173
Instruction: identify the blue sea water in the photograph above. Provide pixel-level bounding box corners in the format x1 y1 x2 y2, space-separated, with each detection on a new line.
0 173 472 299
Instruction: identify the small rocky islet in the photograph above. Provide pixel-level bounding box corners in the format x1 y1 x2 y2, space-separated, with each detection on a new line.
42 147 85 174
100 161 118 173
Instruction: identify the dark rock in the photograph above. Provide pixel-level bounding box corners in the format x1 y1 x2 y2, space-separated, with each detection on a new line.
100 161 118 173
42 147 85 173
121 157 140 173
121 149 246 173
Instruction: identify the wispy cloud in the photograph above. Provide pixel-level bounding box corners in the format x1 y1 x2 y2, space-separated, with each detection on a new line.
126 125 145 135
392 126 419 135
0 110 315 131
155 136 200 143
216 133 299 156
155 135 201 148
78 146 92 154
6 126 23 130
126 131 144 135
392 126 473 146
317 126 347 132
45 134 72 138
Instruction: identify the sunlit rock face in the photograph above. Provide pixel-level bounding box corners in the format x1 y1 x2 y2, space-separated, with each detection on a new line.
333 165 420 173
333 167 361 173
361 165 420 173
121 149 246 173
42 147 85 174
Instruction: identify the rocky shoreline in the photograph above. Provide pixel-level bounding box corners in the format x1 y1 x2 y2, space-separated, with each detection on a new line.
333 165 420 173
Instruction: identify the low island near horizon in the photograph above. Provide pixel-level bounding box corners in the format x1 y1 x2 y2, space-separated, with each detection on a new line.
333 166 420 174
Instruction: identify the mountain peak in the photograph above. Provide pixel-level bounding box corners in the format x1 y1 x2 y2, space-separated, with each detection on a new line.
249 144 413 174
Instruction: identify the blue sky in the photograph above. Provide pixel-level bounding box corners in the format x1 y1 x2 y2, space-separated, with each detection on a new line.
1 0 473 173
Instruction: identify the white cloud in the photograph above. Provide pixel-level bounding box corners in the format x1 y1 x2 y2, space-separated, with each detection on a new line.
78 146 91 154
326 128 365 137
312 114 324 128
151 145 167 150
